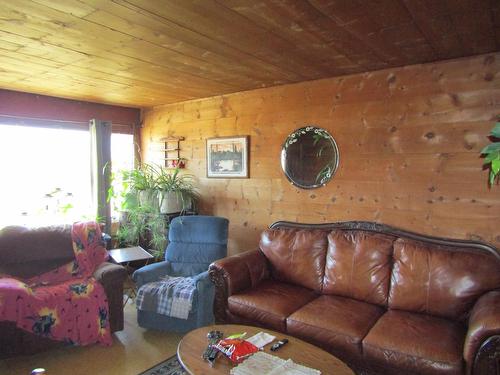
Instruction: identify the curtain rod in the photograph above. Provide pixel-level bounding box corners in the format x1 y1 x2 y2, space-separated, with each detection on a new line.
0 115 134 132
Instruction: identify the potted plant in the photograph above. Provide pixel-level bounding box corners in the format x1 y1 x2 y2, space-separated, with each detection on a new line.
122 163 158 206
481 121 500 186
115 163 199 260
156 167 199 214
116 201 167 259
116 163 165 259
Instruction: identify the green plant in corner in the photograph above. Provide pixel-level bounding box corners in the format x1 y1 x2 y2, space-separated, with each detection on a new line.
116 163 166 259
481 122 500 186
116 201 167 259
156 167 199 214
115 163 199 260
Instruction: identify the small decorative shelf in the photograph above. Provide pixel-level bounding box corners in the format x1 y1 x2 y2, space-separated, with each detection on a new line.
159 136 186 169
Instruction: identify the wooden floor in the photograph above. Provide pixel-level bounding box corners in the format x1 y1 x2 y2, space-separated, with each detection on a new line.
0 302 183 375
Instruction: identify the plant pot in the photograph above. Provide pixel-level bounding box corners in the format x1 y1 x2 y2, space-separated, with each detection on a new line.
117 210 128 224
160 191 183 214
138 190 157 206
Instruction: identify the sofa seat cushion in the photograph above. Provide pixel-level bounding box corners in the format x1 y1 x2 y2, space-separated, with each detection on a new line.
228 280 317 331
286 295 385 362
363 310 465 375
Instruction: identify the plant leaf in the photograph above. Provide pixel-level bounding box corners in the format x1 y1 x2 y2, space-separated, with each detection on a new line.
480 142 500 154
483 150 500 164
491 122 500 138
492 159 500 174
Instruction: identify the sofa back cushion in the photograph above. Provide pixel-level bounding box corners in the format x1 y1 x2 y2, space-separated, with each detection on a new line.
323 230 395 306
389 238 500 320
0 225 73 278
259 228 327 292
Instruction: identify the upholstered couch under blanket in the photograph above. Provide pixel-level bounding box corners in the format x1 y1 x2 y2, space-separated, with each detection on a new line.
209 221 500 375
0 224 127 358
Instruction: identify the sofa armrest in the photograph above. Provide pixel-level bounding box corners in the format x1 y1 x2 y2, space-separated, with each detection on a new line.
209 249 270 323
93 262 127 332
464 290 500 374
93 262 127 285
132 261 171 289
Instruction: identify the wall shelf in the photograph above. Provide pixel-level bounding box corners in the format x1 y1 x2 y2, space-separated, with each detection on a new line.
159 136 185 168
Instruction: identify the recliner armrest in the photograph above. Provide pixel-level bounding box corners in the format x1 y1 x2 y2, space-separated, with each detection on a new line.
93 262 127 285
192 270 218 327
209 249 270 323
192 270 209 285
464 290 500 372
132 260 171 289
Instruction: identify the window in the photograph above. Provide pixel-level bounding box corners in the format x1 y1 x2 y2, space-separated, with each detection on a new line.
0 124 134 228
110 132 135 220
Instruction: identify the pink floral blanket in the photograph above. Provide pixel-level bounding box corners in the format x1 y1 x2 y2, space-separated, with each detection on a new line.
0 222 112 346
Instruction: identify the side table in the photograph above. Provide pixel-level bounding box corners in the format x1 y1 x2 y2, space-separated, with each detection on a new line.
108 246 154 305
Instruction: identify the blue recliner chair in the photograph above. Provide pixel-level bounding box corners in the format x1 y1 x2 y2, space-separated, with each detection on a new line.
132 215 228 332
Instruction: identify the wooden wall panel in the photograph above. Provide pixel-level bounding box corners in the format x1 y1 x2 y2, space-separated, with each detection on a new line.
141 54 500 255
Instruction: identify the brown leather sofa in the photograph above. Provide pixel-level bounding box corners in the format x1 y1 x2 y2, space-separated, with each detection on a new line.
209 221 500 375
0 225 127 358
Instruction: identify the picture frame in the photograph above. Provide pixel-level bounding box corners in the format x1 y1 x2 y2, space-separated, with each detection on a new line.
206 136 249 178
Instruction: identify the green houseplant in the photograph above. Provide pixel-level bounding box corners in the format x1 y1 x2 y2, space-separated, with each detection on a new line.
156 167 199 214
481 122 500 186
116 163 199 260
116 202 166 257
116 163 165 259
121 163 158 207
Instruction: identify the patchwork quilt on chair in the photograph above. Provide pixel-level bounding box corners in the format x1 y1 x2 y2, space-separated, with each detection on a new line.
136 276 196 319
0 222 112 346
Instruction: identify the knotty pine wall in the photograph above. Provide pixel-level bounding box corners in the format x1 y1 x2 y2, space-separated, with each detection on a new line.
141 53 500 255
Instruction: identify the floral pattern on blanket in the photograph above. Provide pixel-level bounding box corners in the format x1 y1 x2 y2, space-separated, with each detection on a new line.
0 222 112 346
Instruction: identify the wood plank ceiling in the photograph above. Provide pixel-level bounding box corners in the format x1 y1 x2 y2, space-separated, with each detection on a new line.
0 0 498 108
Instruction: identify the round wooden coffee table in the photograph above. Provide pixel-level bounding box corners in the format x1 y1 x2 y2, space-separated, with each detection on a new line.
177 324 354 374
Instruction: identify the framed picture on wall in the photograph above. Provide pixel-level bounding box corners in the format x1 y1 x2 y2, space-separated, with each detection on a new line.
206 136 249 178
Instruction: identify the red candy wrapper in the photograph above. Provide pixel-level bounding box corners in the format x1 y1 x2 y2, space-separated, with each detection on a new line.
213 338 259 363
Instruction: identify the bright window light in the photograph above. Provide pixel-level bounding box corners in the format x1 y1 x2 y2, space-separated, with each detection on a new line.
0 125 134 228
111 133 135 172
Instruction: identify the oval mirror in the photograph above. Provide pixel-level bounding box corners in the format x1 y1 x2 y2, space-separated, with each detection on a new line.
281 126 339 189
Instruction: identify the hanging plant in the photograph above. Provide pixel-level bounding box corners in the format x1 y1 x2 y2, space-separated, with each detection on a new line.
481 122 500 186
